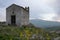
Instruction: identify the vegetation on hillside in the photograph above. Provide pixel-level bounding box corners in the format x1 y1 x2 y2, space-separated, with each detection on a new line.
0 25 58 40
45 26 60 31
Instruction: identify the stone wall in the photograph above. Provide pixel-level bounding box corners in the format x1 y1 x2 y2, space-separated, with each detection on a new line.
6 4 29 26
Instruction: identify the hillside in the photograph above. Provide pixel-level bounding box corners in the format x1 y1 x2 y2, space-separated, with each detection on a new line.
30 19 60 28
45 26 60 31
0 25 42 40
0 25 57 40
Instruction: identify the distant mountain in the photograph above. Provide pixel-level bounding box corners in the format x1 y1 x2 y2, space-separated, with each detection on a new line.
30 19 60 28
45 26 60 31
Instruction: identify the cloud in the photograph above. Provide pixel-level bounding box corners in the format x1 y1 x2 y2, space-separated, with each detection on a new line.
0 0 29 21
29 0 57 20
51 0 60 21
14 0 29 6
0 8 6 21
39 13 56 21
0 0 15 8
0 0 60 21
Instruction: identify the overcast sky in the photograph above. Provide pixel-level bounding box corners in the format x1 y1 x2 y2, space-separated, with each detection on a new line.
0 0 60 22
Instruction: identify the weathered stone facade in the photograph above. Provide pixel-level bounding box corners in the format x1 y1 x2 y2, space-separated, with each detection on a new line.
6 4 29 26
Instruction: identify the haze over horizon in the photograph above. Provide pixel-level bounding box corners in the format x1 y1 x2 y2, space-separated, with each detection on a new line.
0 0 60 22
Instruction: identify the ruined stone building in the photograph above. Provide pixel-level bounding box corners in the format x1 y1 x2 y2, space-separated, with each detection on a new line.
6 4 29 26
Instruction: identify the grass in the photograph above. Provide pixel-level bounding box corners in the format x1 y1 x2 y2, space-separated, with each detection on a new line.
0 25 58 40
0 25 21 40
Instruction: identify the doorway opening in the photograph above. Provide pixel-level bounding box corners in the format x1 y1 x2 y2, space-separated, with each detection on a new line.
11 15 16 25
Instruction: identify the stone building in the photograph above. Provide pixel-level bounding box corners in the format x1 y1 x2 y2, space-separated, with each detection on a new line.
6 4 29 26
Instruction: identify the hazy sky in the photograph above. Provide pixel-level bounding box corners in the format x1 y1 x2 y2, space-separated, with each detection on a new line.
0 0 60 22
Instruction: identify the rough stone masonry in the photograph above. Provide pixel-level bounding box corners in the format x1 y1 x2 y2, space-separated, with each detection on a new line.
6 4 29 26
